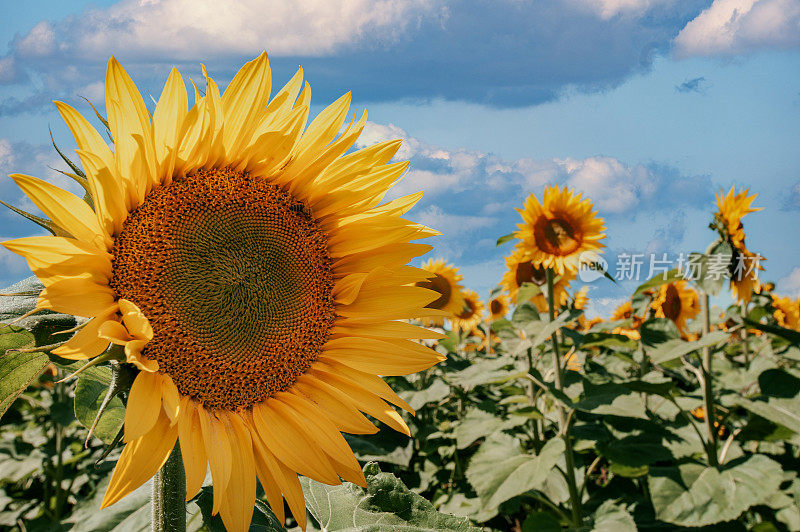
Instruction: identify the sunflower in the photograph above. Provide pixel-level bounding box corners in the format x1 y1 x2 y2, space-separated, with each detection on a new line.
463 327 499 354
452 289 484 332
2 54 447 532
652 281 700 335
715 187 764 302
772 295 800 330
610 301 642 340
487 293 510 321
415 259 465 327
515 185 606 275
500 248 573 311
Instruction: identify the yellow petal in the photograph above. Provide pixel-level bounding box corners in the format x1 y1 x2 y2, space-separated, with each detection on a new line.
321 336 444 376
51 304 117 359
124 339 159 372
314 358 414 414
222 52 271 156
106 57 156 199
273 392 365 486
153 67 188 176
177 399 208 501
124 371 163 442
249 423 307 530
218 413 258 532
197 406 232 515
101 410 177 508
11 174 107 248
331 320 445 340
38 277 116 317
98 320 133 345
252 402 340 485
160 374 180 424
293 377 378 435
307 370 410 436
118 299 153 340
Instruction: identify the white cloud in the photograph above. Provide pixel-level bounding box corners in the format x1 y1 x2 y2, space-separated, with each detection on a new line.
586 296 627 319
416 205 495 237
674 0 800 58
16 21 57 57
777 266 800 297
360 121 710 215
571 0 677 19
10 0 437 62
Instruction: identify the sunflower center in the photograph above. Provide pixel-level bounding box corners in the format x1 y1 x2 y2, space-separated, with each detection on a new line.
417 273 452 310
515 261 547 287
537 217 581 256
662 284 682 322
110 167 335 411
457 299 477 320
490 299 503 315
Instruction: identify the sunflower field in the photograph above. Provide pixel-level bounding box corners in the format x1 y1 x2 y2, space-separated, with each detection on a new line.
2 55 800 532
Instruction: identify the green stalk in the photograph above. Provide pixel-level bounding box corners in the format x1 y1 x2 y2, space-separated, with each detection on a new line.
546 269 583 526
740 300 750 367
151 444 186 532
700 291 719 467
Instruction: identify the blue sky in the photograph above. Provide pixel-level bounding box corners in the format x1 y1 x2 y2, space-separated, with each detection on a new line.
1 0 799 317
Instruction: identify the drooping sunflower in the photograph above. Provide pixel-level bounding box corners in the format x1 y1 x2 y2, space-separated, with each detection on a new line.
487 293 510 321
451 289 484 332
415 259 465 327
572 286 590 329
2 54 447 532
500 248 573 311
772 295 800 330
715 187 765 302
652 281 700 335
515 185 606 274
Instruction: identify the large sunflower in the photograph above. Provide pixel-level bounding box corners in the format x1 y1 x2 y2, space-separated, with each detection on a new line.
652 281 700 335
2 54 446 531
451 289 484 332
500 248 573 311
715 186 764 302
515 185 606 274
415 259 465 327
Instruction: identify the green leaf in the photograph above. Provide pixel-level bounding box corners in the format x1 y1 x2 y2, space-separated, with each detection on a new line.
648 455 783 527
445 357 522 391
591 500 636 532
646 331 729 365
74 366 126 445
515 284 544 307
454 408 528 449
640 318 680 346
466 432 565 510
573 381 648 419
344 430 414 467
400 379 451 411
496 233 516 246
65 476 206 531
0 325 49 420
735 396 800 434
634 268 683 296
302 462 479 531
744 318 800 345
511 300 540 327
580 332 638 350
522 511 560 532
0 277 76 345
515 310 582 353
688 242 733 296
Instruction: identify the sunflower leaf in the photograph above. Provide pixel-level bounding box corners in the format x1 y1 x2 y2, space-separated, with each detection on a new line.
648 455 783 527
496 233 516 246
302 462 479 531
73 365 126 445
0 325 49 420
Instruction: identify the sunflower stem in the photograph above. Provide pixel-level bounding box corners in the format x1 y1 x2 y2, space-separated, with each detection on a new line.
700 291 719 467
740 299 750 368
546 268 582 526
152 443 186 532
